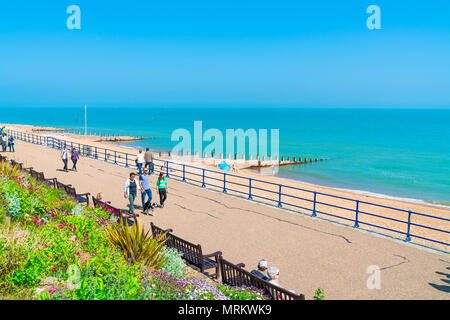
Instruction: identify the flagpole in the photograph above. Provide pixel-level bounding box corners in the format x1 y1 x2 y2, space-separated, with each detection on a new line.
84 104 87 140
84 104 87 144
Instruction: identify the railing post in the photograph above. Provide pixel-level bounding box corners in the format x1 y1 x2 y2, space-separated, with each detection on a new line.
312 192 317 217
182 164 186 182
405 211 412 242
114 151 117 164
125 153 128 167
166 161 170 178
223 173 227 193
277 185 282 208
95 147 98 159
201 169 205 187
354 200 360 228
248 178 253 200
104 149 107 162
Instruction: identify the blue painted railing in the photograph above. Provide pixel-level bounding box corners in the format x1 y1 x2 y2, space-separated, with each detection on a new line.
9 129 450 250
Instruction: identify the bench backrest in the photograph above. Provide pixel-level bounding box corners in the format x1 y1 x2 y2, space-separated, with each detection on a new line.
169 233 203 267
92 196 121 218
150 222 173 246
219 257 305 300
56 181 67 192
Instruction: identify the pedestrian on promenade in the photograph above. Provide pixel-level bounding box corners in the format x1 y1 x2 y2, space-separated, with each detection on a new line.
135 149 145 175
61 145 69 172
1 134 8 152
156 172 168 208
144 148 154 174
8 136 14 152
139 167 152 213
71 147 79 171
124 172 138 214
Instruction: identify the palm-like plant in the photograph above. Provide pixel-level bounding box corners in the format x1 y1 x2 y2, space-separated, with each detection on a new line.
0 161 20 178
100 216 168 269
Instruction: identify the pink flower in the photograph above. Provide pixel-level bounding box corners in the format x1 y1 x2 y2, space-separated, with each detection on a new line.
44 244 48 247
51 267 56 272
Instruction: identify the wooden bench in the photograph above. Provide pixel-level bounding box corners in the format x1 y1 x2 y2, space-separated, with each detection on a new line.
219 256 305 300
29 169 57 188
55 181 90 206
9 159 23 171
150 222 173 245
92 196 138 226
150 223 222 279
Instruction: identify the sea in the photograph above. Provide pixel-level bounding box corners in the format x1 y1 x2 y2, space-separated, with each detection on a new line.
2 107 449 206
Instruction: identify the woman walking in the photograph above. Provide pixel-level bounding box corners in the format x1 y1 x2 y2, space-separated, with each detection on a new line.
71 147 79 171
124 172 138 214
156 172 168 208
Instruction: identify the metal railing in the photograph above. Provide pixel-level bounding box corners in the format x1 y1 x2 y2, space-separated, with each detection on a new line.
9 129 450 250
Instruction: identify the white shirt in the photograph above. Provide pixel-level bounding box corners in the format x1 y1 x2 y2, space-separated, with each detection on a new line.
136 153 145 164
2 136 7 142
61 149 69 160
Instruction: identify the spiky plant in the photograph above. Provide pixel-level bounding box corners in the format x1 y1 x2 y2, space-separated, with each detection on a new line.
100 216 168 269
0 160 20 178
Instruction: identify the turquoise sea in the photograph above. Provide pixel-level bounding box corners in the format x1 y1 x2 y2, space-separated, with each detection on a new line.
2 107 450 205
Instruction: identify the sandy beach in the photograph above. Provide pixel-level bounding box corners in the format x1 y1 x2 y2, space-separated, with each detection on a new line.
1 123 449 299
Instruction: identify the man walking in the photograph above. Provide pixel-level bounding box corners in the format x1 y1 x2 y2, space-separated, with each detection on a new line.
139 167 152 213
144 148 154 174
8 136 14 152
61 145 69 172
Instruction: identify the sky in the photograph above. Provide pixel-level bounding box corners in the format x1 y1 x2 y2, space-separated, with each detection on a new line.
0 1 449 108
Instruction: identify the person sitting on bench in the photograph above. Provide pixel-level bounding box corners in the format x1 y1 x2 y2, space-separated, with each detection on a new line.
250 259 270 281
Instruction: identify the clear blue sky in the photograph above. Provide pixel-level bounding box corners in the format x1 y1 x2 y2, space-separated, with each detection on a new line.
0 1 449 108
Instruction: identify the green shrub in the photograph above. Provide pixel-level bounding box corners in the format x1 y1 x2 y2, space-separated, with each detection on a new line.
314 288 325 300
161 247 186 278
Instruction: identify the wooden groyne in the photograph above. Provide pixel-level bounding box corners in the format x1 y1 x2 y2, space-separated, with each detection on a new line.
157 151 327 169
15 125 160 143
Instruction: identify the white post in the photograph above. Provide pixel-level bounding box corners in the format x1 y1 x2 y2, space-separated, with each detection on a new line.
84 104 87 141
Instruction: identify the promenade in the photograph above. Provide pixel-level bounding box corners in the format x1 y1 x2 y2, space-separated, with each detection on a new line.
4 139 450 299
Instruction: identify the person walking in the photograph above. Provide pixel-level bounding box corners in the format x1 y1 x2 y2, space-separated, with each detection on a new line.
156 172 168 208
61 145 69 172
124 172 138 215
139 167 152 213
144 148 154 174
1 134 7 152
135 149 145 175
71 147 79 171
8 136 14 152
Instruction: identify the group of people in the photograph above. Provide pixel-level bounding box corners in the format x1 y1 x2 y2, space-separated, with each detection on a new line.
1 127 14 152
60 146 79 172
123 148 166 215
124 168 168 215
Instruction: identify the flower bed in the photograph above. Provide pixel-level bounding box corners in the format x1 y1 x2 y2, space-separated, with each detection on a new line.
0 162 268 300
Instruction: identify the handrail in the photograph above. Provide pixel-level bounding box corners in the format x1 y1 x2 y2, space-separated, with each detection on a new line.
8 129 450 250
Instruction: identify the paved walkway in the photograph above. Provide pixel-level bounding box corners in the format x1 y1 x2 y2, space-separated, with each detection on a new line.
4 140 449 299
